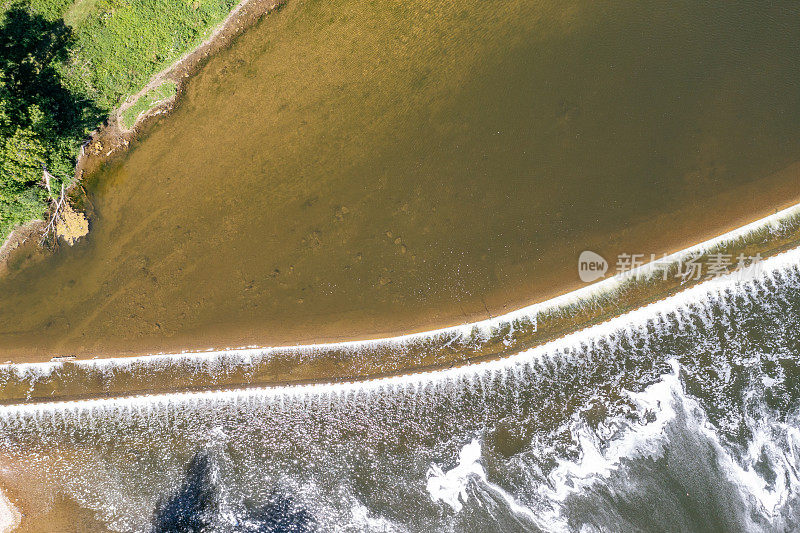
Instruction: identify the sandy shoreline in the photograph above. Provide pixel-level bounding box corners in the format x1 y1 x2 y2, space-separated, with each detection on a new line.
77 0 285 169
0 222 42 275
113 0 285 134
0 487 20 533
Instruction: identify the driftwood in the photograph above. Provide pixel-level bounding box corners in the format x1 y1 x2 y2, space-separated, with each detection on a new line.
39 169 67 246
43 168 54 195
38 168 90 247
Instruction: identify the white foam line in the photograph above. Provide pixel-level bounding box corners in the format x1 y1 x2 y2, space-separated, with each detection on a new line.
5 199 800 378
0 487 20 533
3 242 800 415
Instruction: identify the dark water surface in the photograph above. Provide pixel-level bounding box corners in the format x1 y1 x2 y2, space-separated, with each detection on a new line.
2 0 800 358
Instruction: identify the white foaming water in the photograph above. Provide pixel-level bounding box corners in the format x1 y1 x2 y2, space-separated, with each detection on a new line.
527 362 799 532
3 241 800 419
3 198 800 387
426 439 544 529
544 361 684 505
419 363 690 531
1 207 800 531
349 503 407 533
434 364 800 532
426 439 485 512
0 488 20 533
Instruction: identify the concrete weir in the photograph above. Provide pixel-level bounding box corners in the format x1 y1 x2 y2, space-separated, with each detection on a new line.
3 200 800 406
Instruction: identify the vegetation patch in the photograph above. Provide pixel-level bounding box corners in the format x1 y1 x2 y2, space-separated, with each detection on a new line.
0 0 239 243
120 81 177 130
54 202 89 243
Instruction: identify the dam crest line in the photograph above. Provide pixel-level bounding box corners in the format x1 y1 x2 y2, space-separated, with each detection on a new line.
1 199 800 411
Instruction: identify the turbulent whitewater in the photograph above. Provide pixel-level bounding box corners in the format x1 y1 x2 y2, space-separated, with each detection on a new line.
2 252 800 531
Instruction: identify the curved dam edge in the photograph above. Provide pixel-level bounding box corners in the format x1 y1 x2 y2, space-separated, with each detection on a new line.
2 236 799 413
25 199 800 369
2 199 800 407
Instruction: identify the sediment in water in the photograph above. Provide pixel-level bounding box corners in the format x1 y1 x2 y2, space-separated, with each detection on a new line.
3 201 800 405
3 0 800 361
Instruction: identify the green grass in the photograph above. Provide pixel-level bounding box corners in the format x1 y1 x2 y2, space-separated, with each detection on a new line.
0 0 239 243
65 0 238 110
120 80 177 129
21 0 237 109
62 0 99 27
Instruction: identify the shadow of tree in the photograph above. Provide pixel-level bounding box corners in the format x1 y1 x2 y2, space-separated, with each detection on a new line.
152 452 315 533
0 6 103 138
0 6 107 238
152 453 218 532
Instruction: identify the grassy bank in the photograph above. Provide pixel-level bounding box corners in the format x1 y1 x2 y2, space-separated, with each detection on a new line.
120 80 177 129
0 0 239 242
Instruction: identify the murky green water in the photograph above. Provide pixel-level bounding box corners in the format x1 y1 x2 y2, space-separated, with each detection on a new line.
1 0 800 359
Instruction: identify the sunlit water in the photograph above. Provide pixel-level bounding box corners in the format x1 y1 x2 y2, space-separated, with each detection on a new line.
3 0 800 358
3 250 800 531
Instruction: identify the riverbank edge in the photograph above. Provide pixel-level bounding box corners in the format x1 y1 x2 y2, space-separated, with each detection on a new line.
0 0 286 265
3 199 800 406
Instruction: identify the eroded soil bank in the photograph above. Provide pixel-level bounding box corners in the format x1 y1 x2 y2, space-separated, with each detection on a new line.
1 0 800 362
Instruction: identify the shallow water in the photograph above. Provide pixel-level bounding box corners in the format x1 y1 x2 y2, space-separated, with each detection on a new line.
2 0 800 358
2 242 800 531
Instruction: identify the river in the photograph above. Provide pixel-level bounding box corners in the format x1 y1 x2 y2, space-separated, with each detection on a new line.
2 246 800 531
1 0 800 359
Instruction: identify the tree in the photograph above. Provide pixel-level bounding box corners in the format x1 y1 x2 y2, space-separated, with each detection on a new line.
0 6 102 240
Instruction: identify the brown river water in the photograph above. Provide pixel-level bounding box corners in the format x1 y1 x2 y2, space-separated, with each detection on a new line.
1 0 800 361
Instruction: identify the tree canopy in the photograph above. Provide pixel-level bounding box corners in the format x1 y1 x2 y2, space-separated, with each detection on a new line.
0 6 101 240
